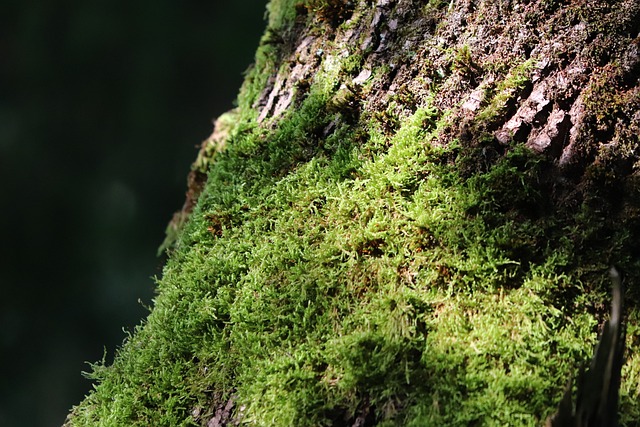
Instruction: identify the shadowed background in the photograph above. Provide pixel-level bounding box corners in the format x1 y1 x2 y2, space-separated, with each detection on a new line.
0 2 265 426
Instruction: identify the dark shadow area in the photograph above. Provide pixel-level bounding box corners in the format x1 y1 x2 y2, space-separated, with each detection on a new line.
0 1 265 426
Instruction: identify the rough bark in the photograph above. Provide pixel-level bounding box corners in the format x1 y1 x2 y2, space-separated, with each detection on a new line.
66 1 640 426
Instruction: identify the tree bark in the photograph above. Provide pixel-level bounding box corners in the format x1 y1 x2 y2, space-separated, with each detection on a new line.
66 1 640 426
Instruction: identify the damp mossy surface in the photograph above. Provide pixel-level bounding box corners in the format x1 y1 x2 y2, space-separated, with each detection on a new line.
66 1 640 426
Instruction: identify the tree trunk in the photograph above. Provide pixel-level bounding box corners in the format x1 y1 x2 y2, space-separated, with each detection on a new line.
66 1 640 426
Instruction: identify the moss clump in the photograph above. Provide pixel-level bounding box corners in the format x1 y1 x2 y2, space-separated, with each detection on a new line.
66 79 640 424
475 59 535 127
304 0 356 27
65 1 640 426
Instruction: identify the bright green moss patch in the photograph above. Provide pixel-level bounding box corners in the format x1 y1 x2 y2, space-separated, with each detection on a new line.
265 0 301 33
66 2 640 425
67 77 640 425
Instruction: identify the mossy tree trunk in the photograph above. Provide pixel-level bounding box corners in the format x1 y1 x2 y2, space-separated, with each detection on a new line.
66 1 640 426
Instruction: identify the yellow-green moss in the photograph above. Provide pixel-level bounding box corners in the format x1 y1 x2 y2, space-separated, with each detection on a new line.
475 59 535 125
65 1 640 426
66 79 640 424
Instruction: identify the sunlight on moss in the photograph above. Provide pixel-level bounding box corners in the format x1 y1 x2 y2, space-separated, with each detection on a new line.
65 0 640 425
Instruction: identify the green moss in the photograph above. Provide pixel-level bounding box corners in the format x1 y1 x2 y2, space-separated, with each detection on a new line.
265 0 301 32
66 2 640 426
66 78 640 424
451 44 479 77
475 59 534 126
305 0 355 27
340 52 364 77
581 63 640 144
422 0 451 15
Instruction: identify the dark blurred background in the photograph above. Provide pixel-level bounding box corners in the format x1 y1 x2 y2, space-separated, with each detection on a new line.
0 1 266 426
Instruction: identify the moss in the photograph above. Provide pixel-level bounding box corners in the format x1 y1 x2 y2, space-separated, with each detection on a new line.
451 44 479 78
305 0 356 27
422 0 451 16
66 79 640 424
66 1 640 426
265 0 301 33
340 52 364 77
475 58 535 127
582 63 639 140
